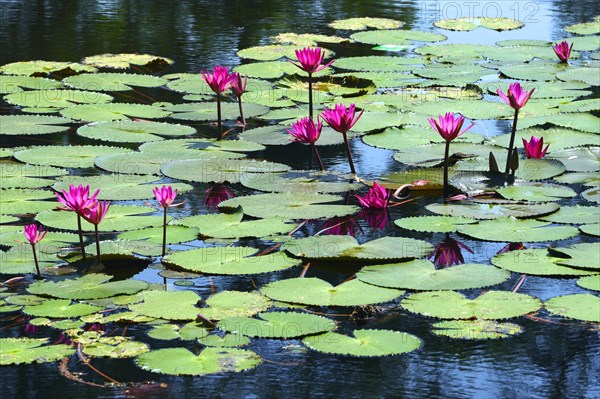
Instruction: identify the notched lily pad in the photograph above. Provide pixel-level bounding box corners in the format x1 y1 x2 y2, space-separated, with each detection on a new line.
0 115 72 136
329 17 403 30
0 338 74 365
27 274 148 300
431 320 524 339
457 217 579 242
303 329 421 357
82 53 173 70
218 311 335 338
394 216 477 233
491 248 595 276
544 294 600 322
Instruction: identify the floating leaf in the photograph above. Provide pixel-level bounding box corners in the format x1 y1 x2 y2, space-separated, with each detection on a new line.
580 223 600 236
24 299 102 318
135 347 261 376
577 275 600 291
556 67 600 86
237 44 333 61
491 248 594 276
393 142 503 167
329 17 403 30
351 30 447 45
550 243 600 270
0 115 72 136
77 120 195 143
283 235 433 263
163 246 299 275
166 102 269 121
545 294 600 322
199 291 272 320
435 17 523 31
234 61 332 79
489 127 598 151
426 202 560 220
539 206 599 224
82 53 173 70
0 75 62 94
0 338 74 365
261 277 403 307
0 61 95 76
63 72 167 91
333 56 423 72
139 138 265 154
82 337 149 359
303 329 421 357
402 290 541 320
414 64 492 85
117 225 198 244
60 103 171 122
240 170 360 193
219 192 358 219
431 320 523 339
0 188 56 215
0 247 65 274
27 274 148 300
14 145 133 168
218 311 335 338
433 18 478 31
394 216 477 233
147 323 208 341
198 333 251 348
0 163 67 189
380 168 444 190
582 187 600 203
357 260 510 290
496 183 577 202
519 113 600 133
129 290 202 321
457 217 578 242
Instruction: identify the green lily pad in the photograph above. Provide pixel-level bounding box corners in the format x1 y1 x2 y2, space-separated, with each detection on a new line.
577 275 600 291
63 72 167 91
329 17 403 30
0 231 80 252
79 238 163 259
453 158 566 181
379 168 444 190
233 61 333 79
550 242 600 270
580 224 600 236
0 338 74 365
303 329 421 357
431 320 524 339
147 323 209 341
24 299 102 318
272 32 347 46
518 113 600 132
458 217 579 242
260 277 403 307
129 290 202 320
545 294 600 322
582 187 600 203
0 61 95 76
496 183 577 202
175 209 293 239
27 274 148 300
198 291 272 321
489 127 598 151
163 246 299 275
486 80 591 99
394 216 477 233
539 205 599 224
0 188 56 215
53 174 193 201
0 75 63 94
557 67 600 86
117 225 198 244
283 235 434 263
219 192 359 220
351 30 447 45
560 98 600 113
333 56 423 72
435 17 523 31
4 89 113 110
60 103 171 122
81 337 149 359
135 347 261 376
426 201 560 220
218 311 335 338
161 158 290 184
406 100 512 120
0 247 65 274
237 44 333 61
414 64 493 85
0 115 73 136
565 20 600 35
402 290 541 320
165 102 269 121
240 171 361 193
433 18 479 31
77 120 195 143
139 138 265 154
415 43 491 60
4 295 45 306
362 126 448 150
14 145 133 168
565 35 600 51
491 248 595 276
239 125 356 146
36 205 166 232
0 163 68 189
82 53 173 70
357 260 510 290
198 333 251 348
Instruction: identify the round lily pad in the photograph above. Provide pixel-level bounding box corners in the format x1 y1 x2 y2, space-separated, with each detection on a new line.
60 103 171 122
550 242 600 270
431 320 524 339
4 89 113 109
0 60 95 76
233 61 332 79
0 75 63 94
63 72 167 91
272 32 347 46
218 311 335 338
426 202 560 220
496 183 577 202
357 260 510 290
435 17 523 31
139 138 265 154
394 216 477 233
198 333 251 348
81 337 149 359
82 53 173 69
580 224 600 236
433 18 478 31
198 291 272 321
303 329 421 357
117 225 198 244
329 17 403 30
545 294 600 322
0 163 68 189
0 338 74 365
351 30 447 45
164 246 299 275
78 239 163 259
557 67 600 86
24 299 102 318
0 188 57 215
147 323 209 341
577 275 600 291
333 56 422 72
14 145 133 168
539 205 599 224
0 247 65 274
582 187 600 203
77 120 195 143
165 102 269 121
402 290 541 320
27 274 148 300
565 21 600 35
261 277 404 307
491 248 595 276
240 170 361 193
457 217 579 242
0 115 72 136
135 347 261 376
237 44 333 61
129 290 202 320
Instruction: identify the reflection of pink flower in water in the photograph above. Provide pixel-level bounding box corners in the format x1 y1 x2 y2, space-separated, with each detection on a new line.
203 184 236 208
358 209 388 230
319 216 362 236
497 242 526 255
53 333 73 346
430 235 473 269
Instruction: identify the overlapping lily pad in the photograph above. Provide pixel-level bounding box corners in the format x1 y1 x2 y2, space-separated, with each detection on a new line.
82 53 173 70
240 170 360 193
496 183 577 202
198 291 272 320
218 311 335 338
556 67 600 86
0 75 63 94
0 61 95 76
129 290 202 320
582 187 600 203
60 103 171 122
577 275 600 291
549 242 600 270
539 205 599 224
14 145 133 168
64 72 167 91
351 30 447 46
117 225 198 244
431 320 524 339
234 61 333 79
491 248 595 276
139 138 265 154
0 247 65 274
0 115 73 136
303 329 421 357
0 163 67 189
147 323 209 341
0 188 56 215
458 217 578 242
77 120 195 143
394 215 477 233
329 17 403 30
426 202 560 220
580 224 600 236
0 338 74 365
544 294 600 322
80 336 150 359
165 102 268 121
434 17 523 31
24 299 102 318
27 273 148 300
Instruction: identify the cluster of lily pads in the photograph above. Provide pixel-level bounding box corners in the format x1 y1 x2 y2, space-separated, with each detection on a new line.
0 15 599 384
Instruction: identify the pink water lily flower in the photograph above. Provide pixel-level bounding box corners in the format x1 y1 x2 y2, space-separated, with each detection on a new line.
522 136 549 158
430 235 474 269
201 65 237 94
24 224 47 245
153 185 179 208
287 117 322 144
56 184 99 215
553 40 574 62
497 82 535 110
231 72 247 98
290 47 334 74
428 112 474 142
320 103 364 134
82 201 110 226
355 182 390 209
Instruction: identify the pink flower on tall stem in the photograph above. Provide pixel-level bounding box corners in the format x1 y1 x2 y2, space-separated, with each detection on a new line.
56 184 99 260
355 181 390 209
553 40 573 63
289 47 334 119
231 72 248 125
287 117 324 171
82 201 110 263
522 136 549 159
430 234 474 269
203 184 235 209
497 82 535 177
23 224 47 278
153 185 183 257
201 66 237 140
427 113 474 198
321 103 363 174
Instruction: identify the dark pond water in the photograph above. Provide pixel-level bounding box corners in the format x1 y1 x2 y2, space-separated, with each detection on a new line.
1 0 599 398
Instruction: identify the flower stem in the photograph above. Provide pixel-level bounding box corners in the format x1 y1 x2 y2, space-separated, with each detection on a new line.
237 96 245 126
162 207 167 257
217 92 222 140
94 225 101 263
30 244 41 278
342 132 356 174
443 140 451 198
308 73 313 120
311 144 324 171
504 109 520 178
77 214 86 260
